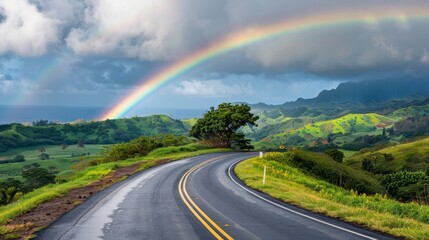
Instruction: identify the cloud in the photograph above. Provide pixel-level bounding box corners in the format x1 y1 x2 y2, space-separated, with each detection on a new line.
173 80 255 97
0 0 59 56
0 78 35 94
65 0 227 60
421 48 429 63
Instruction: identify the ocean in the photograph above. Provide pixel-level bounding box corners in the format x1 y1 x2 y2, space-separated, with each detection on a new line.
0 105 205 124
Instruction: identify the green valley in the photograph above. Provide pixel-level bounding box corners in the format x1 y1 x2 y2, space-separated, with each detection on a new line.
0 115 189 152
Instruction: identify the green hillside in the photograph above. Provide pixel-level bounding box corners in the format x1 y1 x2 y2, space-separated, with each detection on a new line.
181 118 198 130
346 136 429 172
0 145 106 180
255 113 396 149
0 115 189 152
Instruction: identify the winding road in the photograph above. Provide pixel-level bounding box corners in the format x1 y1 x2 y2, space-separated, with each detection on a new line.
37 152 393 240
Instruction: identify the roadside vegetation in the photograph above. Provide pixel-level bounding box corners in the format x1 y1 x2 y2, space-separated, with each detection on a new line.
235 152 429 239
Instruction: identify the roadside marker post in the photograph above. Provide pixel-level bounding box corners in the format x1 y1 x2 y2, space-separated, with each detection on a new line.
263 166 266 185
259 151 263 158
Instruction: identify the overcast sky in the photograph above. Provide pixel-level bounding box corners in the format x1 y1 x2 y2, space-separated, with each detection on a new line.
1 0 429 116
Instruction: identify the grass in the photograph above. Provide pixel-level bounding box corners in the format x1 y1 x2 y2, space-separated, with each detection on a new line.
255 113 395 148
346 137 429 172
339 149 358 158
235 154 429 239
0 145 108 180
0 145 231 227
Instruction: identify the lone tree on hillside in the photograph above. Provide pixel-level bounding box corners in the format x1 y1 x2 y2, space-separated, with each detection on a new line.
190 103 258 148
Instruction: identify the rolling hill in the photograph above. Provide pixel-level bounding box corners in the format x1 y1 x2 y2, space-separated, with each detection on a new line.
0 115 189 152
254 113 396 149
346 136 429 173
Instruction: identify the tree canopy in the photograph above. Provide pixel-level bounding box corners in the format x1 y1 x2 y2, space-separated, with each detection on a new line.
190 103 258 148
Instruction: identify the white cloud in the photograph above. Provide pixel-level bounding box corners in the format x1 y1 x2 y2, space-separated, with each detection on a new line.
173 80 255 97
0 0 59 56
102 71 110 80
421 48 429 63
0 79 35 93
65 0 188 60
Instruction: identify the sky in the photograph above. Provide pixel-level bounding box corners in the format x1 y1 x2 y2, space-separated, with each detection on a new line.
1 0 429 118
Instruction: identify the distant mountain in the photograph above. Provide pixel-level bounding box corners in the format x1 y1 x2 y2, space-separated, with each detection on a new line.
311 78 429 103
252 78 429 110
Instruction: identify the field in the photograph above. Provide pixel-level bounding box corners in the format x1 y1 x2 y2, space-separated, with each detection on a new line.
346 136 429 172
235 155 429 239
0 145 108 180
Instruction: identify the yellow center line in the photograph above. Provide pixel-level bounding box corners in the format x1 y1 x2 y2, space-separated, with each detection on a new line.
178 168 224 240
178 155 236 240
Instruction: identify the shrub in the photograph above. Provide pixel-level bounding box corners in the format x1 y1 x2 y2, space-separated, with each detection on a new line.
38 153 50 160
361 153 395 174
381 171 428 201
100 134 190 163
324 149 344 163
22 167 55 192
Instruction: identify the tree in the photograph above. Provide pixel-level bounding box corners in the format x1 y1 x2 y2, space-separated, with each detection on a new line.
61 143 68 151
22 167 55 191
0 187 21 205
388 127 395 136
190 103 258 148
39 146 46 153
382 127 386 136
39 153 50 160
77 140 85 148
324 148 345 163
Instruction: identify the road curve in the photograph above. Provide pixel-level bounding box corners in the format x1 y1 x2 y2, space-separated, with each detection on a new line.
37 152 393 240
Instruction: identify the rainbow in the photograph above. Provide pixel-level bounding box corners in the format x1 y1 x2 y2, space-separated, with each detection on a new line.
100 6 429 120
12 54 66 107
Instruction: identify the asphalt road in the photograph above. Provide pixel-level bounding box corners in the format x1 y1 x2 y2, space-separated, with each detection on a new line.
37 152 393 240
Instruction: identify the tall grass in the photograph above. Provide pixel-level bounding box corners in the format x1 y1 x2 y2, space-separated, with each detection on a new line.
235 153 429 239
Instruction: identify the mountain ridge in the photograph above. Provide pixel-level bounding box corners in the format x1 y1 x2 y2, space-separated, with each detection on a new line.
251 78 429 110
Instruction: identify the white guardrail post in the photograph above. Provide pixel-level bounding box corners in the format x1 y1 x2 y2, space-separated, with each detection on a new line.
263 166 266 185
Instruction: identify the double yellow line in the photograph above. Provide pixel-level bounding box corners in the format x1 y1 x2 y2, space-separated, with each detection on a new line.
178 156 234 240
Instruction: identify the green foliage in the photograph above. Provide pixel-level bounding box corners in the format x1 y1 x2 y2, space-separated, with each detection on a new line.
146 144 210 157
0 155 25 165
361 153 395 174
0 115 189 152
231 133 254 150
21 167 55 191
38 153 50 160
99 134 189 163
346 137 429 173
381 171 429 202
272 150 384 194
342 134 389 151
255 113 395 150
394 116 429 138
0 144 106 180
190 103 258 147
0 188 21 205
324 148 345 163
